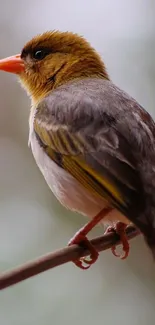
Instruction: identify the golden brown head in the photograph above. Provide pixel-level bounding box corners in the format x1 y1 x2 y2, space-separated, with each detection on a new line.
0 30 109 104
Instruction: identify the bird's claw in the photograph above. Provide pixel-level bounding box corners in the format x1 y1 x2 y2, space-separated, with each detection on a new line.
68 232 99 270
105 222 129 259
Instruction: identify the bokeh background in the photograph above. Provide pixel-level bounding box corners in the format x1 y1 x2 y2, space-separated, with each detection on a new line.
0 1 155 324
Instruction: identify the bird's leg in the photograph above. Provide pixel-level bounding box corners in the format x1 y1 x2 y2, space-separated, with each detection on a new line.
105 222 129 259
68 207 112 269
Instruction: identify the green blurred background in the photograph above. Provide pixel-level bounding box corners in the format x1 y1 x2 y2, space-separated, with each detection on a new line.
0 1 155 324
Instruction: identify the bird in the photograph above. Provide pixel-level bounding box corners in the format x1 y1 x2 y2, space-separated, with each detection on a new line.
0 30 155 270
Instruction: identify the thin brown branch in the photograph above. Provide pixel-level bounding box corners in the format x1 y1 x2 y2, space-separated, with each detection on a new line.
0 225 140 290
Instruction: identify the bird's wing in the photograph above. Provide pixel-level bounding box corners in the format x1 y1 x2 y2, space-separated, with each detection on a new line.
33 79 147 217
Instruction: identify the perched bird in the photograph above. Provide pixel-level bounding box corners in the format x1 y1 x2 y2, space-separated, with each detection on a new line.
0 30 155 269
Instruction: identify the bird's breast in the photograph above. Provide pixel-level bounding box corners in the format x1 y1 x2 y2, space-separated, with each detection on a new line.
29 127 130 225
29 129 106 217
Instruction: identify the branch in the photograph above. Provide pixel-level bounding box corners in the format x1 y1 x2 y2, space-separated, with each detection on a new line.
0 225 140 290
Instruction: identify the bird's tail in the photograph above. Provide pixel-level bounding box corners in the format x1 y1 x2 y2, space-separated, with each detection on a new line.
151 247 155 260
145 233 155 260
130 205 155 260
140 215 155 260
135 163 155 260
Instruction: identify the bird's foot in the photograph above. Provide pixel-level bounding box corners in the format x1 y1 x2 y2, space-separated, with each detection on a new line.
68 231 99 270
105 222 129 259
68 207 112 269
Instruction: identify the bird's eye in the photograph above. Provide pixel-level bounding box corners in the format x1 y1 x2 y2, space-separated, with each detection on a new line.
33 49 49 60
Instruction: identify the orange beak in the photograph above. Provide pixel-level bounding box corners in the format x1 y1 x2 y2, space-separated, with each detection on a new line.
0 54 25 74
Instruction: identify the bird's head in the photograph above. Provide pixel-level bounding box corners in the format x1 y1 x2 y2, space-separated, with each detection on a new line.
0 30 109 104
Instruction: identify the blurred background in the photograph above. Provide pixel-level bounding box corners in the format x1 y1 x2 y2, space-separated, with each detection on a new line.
0 0 155 324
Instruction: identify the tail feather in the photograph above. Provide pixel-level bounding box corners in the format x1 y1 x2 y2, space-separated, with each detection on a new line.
129 206 155 260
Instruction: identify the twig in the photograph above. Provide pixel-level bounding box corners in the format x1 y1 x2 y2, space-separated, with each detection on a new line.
0 225 140 290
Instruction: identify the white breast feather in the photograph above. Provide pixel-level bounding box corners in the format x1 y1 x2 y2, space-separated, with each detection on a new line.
28 109 129 224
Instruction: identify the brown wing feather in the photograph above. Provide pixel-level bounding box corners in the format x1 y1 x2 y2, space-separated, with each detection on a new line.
34 78 146 218
34 119 142 217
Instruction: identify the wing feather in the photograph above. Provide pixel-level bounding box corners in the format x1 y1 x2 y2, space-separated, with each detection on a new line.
33 78 144 218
